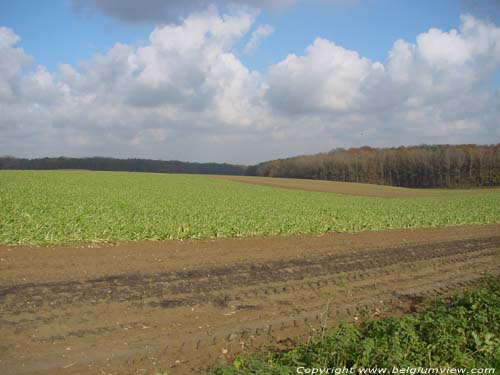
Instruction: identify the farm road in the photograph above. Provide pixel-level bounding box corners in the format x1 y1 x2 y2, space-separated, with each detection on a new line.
0 224 499 375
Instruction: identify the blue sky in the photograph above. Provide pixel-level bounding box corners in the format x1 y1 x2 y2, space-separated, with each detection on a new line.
0 0 499 163
241 0 464 71
0 0 151 71
0 0 470 72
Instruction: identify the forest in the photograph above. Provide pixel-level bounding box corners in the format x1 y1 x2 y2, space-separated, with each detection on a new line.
2 144 500 188
246 144 500 188
0 156 246 176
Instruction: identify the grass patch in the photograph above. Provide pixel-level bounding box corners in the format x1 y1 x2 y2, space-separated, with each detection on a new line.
1 170 500 245
210 277 500 374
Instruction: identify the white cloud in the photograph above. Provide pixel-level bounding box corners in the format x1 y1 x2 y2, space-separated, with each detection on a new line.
244 24 274 53
264 15 500 152
0 27 32 99
0 12 499 164
266 38 383 113
0 9 272 161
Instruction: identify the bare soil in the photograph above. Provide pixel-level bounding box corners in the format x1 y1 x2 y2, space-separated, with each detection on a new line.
213 175 500 198
0 224 499 375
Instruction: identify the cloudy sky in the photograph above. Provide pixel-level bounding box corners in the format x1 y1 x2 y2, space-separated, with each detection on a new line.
0 0 499 164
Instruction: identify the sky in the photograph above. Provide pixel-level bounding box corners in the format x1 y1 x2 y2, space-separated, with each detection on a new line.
0 0 499 164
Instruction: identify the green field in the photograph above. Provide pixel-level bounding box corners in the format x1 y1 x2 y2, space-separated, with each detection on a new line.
1 170 500 246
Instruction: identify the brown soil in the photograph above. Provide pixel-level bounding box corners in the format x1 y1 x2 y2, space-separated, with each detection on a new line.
212 175 500 198
0 224 499 375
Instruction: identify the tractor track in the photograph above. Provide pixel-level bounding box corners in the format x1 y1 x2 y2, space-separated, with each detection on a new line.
0 225 499 375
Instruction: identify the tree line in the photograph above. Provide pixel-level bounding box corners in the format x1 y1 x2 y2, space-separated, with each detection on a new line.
0 156 246 176
246 144 500 188
2 144 500 188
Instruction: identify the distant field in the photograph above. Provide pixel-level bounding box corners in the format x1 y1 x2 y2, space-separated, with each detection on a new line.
215 175 500 198
1 170 500 246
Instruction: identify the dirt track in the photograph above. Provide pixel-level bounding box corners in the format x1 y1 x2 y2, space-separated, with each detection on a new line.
1 225 499 375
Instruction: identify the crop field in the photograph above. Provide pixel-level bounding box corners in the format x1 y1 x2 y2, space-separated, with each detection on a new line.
1 170 500 245
1 170 500 375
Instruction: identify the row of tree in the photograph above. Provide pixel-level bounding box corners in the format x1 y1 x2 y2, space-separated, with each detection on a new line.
2 144 500 188
0 156 246 176
246 144 500 188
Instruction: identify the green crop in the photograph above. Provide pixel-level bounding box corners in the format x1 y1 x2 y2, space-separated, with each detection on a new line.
1 170 500 246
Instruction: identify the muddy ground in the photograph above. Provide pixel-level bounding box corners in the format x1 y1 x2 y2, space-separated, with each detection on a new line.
0 224 499 375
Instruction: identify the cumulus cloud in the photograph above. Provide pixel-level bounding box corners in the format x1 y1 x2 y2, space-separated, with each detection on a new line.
244 24 274 53
0 27 32 99
265 14 500 149
0 10 272 161
0 12 499 164
266 38 383 113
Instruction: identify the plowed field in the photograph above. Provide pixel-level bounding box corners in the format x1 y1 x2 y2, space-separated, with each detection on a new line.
215 175 500 198
1 224 499 375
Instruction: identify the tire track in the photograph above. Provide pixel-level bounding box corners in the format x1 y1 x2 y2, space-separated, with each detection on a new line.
1 236 499 314
0 232 499 375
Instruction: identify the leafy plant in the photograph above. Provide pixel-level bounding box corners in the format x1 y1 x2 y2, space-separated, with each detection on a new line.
1 170 500 245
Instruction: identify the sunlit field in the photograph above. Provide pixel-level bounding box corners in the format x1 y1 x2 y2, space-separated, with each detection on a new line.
1 170 500 246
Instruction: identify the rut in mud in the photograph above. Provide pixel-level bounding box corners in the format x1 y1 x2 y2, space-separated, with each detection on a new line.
0 225 499 375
